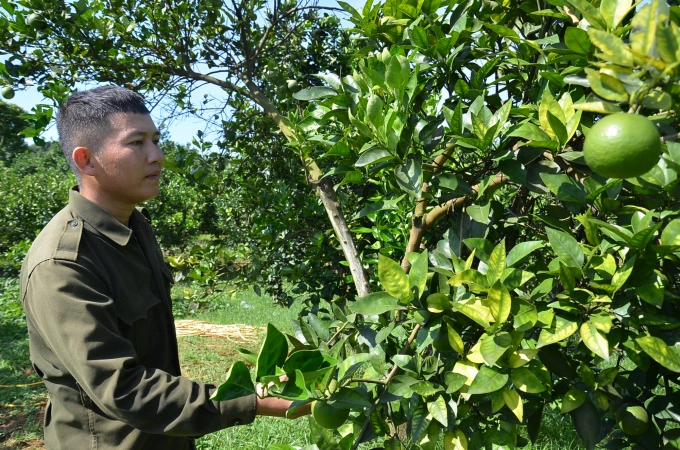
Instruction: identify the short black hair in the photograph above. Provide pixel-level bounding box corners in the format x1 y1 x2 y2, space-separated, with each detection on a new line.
56 85 150 182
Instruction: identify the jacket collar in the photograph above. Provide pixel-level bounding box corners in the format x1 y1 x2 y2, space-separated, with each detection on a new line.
68 187 134 247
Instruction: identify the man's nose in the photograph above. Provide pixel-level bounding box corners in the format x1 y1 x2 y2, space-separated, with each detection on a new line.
148 142 164 167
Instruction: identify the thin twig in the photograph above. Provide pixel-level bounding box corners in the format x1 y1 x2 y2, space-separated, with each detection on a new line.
327 321 349 347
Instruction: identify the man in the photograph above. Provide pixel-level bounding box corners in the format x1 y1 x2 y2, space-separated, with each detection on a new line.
20 86 305 449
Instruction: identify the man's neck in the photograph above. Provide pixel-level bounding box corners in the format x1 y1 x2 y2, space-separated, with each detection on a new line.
78 186 135 226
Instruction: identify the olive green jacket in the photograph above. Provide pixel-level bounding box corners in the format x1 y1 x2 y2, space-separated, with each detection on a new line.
20 189 256 449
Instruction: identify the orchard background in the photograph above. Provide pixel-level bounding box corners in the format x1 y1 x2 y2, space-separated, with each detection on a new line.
1 0 680 449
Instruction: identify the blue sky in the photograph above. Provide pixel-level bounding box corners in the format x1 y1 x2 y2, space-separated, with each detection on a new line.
2 0 364 146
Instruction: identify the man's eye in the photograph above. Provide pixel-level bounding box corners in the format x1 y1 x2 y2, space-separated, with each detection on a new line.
153 139 161 146
130 140 143 145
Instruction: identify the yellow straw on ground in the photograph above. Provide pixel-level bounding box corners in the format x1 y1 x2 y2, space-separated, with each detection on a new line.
174 320 263 342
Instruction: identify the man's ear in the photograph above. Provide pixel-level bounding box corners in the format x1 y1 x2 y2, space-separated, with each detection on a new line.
72 146 98 176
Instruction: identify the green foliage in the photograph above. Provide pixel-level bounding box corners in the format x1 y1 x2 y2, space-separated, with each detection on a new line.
216 1 680 449
4 0 680 448
0 99 29 162
0 144 73 257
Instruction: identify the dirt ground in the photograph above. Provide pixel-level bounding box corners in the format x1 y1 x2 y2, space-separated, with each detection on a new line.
0 408 45 450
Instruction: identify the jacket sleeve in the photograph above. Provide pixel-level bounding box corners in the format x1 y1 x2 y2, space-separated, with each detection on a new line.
23 259 257 436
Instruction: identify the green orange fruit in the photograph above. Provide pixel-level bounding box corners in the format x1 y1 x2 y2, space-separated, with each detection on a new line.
27 13 47 30
311 401 350 429
616 404 649 436
583 113 661 179
1 86 14 99
419 421 441 450
444 429 469 450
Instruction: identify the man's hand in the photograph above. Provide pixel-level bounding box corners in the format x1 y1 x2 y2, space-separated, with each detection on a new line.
255 376 312 419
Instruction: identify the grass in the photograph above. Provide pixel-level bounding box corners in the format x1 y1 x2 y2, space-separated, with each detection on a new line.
177 287 314 449
0 282 589 449
0 319 47 449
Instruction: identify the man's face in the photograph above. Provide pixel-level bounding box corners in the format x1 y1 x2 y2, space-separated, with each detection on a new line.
93 112 163 206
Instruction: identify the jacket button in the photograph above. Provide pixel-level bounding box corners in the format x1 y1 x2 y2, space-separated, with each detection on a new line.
69 220 78 227
231 418 242 426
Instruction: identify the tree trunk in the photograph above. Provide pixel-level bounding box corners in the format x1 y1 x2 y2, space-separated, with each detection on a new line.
245 80 371 297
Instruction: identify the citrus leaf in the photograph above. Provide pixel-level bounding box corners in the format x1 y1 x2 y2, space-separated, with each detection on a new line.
256 323 290 381
410 26 429 49
448 269 489 289
572 101 623 114
580 321 610 360
585 68 628 102
427 293 452 313
506 241 545 267
443 316 465 354
486 240 506 285
631 2 659 56
488 280 512 324
547 111 568 147
210 361 256 401
600 0 632 29
503 388 524 422
409 250 429 299
338 353 370 380
546 227 584 269
331 387 373 409
278 369 310 401
537 314 579 347
379 254 410 300
501 268 535 290
451 301 491 328
428 395 448 426
559 261 576 295
564 27 591 54
411 402 431 443
661 219 680 245
485 23 520 43
567 0 607 29
511 298 538 332
351 292 403 315
509 349 539 368
570 399 601 450
587 28 634 66
480 332 512 366
468 366 509 395
511 367 547 393
612 255 636 292
292 86 338 100
636 336 680 372
528 406 544 444
561 388 586 414
395 154 423 197
355 147 394 167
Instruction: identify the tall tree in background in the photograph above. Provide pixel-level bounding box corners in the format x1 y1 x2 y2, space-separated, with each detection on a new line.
0 0 363 302
0 100 28 162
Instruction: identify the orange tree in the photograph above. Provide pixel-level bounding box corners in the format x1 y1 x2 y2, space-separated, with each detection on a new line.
2 0 680 448
212 1 680 449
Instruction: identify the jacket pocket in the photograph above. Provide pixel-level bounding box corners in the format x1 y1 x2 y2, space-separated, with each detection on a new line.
116 285 161 357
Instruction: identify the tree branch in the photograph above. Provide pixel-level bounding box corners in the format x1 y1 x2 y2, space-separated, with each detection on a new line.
351 324 422 450
402 147 455 270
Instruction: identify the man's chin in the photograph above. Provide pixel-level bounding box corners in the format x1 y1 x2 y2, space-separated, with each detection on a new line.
136 187 161 204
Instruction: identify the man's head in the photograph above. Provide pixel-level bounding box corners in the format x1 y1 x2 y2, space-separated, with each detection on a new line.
57 85 150 183
56 86 164 216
